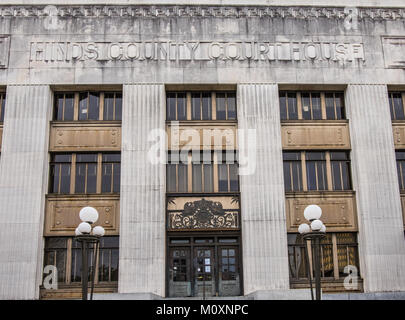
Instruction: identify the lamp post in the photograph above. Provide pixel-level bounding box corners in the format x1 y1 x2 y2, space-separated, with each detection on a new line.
74 206 105 301
298 204 326 301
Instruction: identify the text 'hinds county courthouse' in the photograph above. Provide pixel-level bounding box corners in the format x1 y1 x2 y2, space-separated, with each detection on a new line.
1 0 405 300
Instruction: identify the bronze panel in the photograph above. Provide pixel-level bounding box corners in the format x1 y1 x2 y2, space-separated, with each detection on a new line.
49 122 121 151
44 194 120 236
166 122 237 150
167 195 240 231
281 121 350 149
285 191 358 232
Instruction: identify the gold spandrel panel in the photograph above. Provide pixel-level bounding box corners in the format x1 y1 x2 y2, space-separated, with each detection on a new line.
281 121 350 149
392 123 405 148
44 195 120 236
49 123 121 151
285 191 358 232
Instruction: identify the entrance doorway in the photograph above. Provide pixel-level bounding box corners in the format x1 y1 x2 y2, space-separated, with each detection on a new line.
167 235 242 297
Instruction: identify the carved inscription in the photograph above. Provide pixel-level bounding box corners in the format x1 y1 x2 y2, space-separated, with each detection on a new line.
30 41 365 64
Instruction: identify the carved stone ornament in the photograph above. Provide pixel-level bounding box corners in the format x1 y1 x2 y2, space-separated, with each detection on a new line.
169 198 239 230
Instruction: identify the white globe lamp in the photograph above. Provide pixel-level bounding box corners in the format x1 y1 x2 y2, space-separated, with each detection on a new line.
77 222 92 234
79 206 99 224
304 205 322 221
310 219 323 231
298 223 310 234
93 226 105 237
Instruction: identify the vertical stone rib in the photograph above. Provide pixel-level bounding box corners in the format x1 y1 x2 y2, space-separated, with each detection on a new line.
119 84 165 296
237 84 289 294
346 84 405 292
0 85 51 299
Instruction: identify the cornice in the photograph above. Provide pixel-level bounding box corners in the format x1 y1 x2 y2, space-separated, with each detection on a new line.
0 5 404 20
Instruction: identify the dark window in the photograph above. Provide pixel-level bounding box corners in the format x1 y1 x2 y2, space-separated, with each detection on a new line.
325 92 345 120
336 233 359 278
166 92 187 121
283 152 303 191
0 93 6 122
192 92 212 120
192 152 213 192
220 248 238 280
75 154 98 194
218 151 239 192
50 154 72 194
167 152 188 192
98 237 119 282
302 92 322 120
279 91 298 120
103 92 122 121
79 92 100 120
54 93 74 121
70 238 93 283
43 238 68 283
396 151 405 190
101 153 121 193
216 92 237 120
389 92 405 120
330 152 351 190
306 152 327 191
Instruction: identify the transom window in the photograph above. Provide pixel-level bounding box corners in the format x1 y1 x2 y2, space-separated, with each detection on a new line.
283 151 352 192
388 92 405 120
0 92 6 122
49 153 121 194
54 91 122 121
288 233 359 281
166 151 239 193
43 236 119 285
166 91 237 121
279 91 345 120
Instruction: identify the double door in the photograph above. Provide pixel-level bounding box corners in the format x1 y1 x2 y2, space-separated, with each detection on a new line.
168 238 241 297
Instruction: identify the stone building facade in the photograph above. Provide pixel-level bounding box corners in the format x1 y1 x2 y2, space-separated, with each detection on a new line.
0 0 404 299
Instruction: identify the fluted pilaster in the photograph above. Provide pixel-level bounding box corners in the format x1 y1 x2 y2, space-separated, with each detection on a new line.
119 84 166 296
346 84 405 292
0 85 52 299
237 83 290 294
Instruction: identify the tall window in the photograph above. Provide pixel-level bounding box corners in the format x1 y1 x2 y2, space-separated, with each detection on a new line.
282 151 352 192
0 92 7 122
43 236 119 285
389 92 405 120
49 153 121 194
306 152 327 191
54 91 122 121
75 154 98 194
166 91 237 121
166 151 239 193
283 152 303 192
50 154 72 194
280 91 345 120
396 151 405 190
288 233 359 281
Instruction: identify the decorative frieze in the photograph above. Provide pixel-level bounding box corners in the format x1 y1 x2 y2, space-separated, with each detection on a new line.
0 6 404 21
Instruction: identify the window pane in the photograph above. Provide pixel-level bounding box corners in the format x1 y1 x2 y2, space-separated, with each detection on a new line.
192 164 202 192
202 92 212 120
88 92 100 120
229 164 239 191
55 94 64 121
227 93 236 119
178 164 188 192
75 164 86 193
0 94 5 122
204 164 213 192
102 163 112 193
306 162 317 190
60 164 71 193
311 93 322 119
316 161 327 190
393 93 404 120
218 164 228 191
283 162 292 191
331 162 343 190
177 93 187 120
113 163 120 193
115 93 122 121
335 93 345 120
292 162 303 191
166 164 177 192
279 93 287 120
301 93 311 120
216 92 226 120
287 93 298 120
325 93 335 120
87 163 97 193
79 92 88 120
166 93 176 120
191 93 201 120
104 93 115 120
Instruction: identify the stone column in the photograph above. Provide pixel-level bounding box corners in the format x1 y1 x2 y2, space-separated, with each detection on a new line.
237 83 290 295
0 85 52 299
119 84 166 297
346 84 405 292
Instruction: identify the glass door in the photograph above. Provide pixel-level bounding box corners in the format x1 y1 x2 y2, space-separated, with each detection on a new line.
194 247 216 297
218 246 241 296
168 247 192 297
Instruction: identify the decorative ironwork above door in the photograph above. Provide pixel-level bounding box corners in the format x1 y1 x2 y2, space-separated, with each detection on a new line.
167 196 240 231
